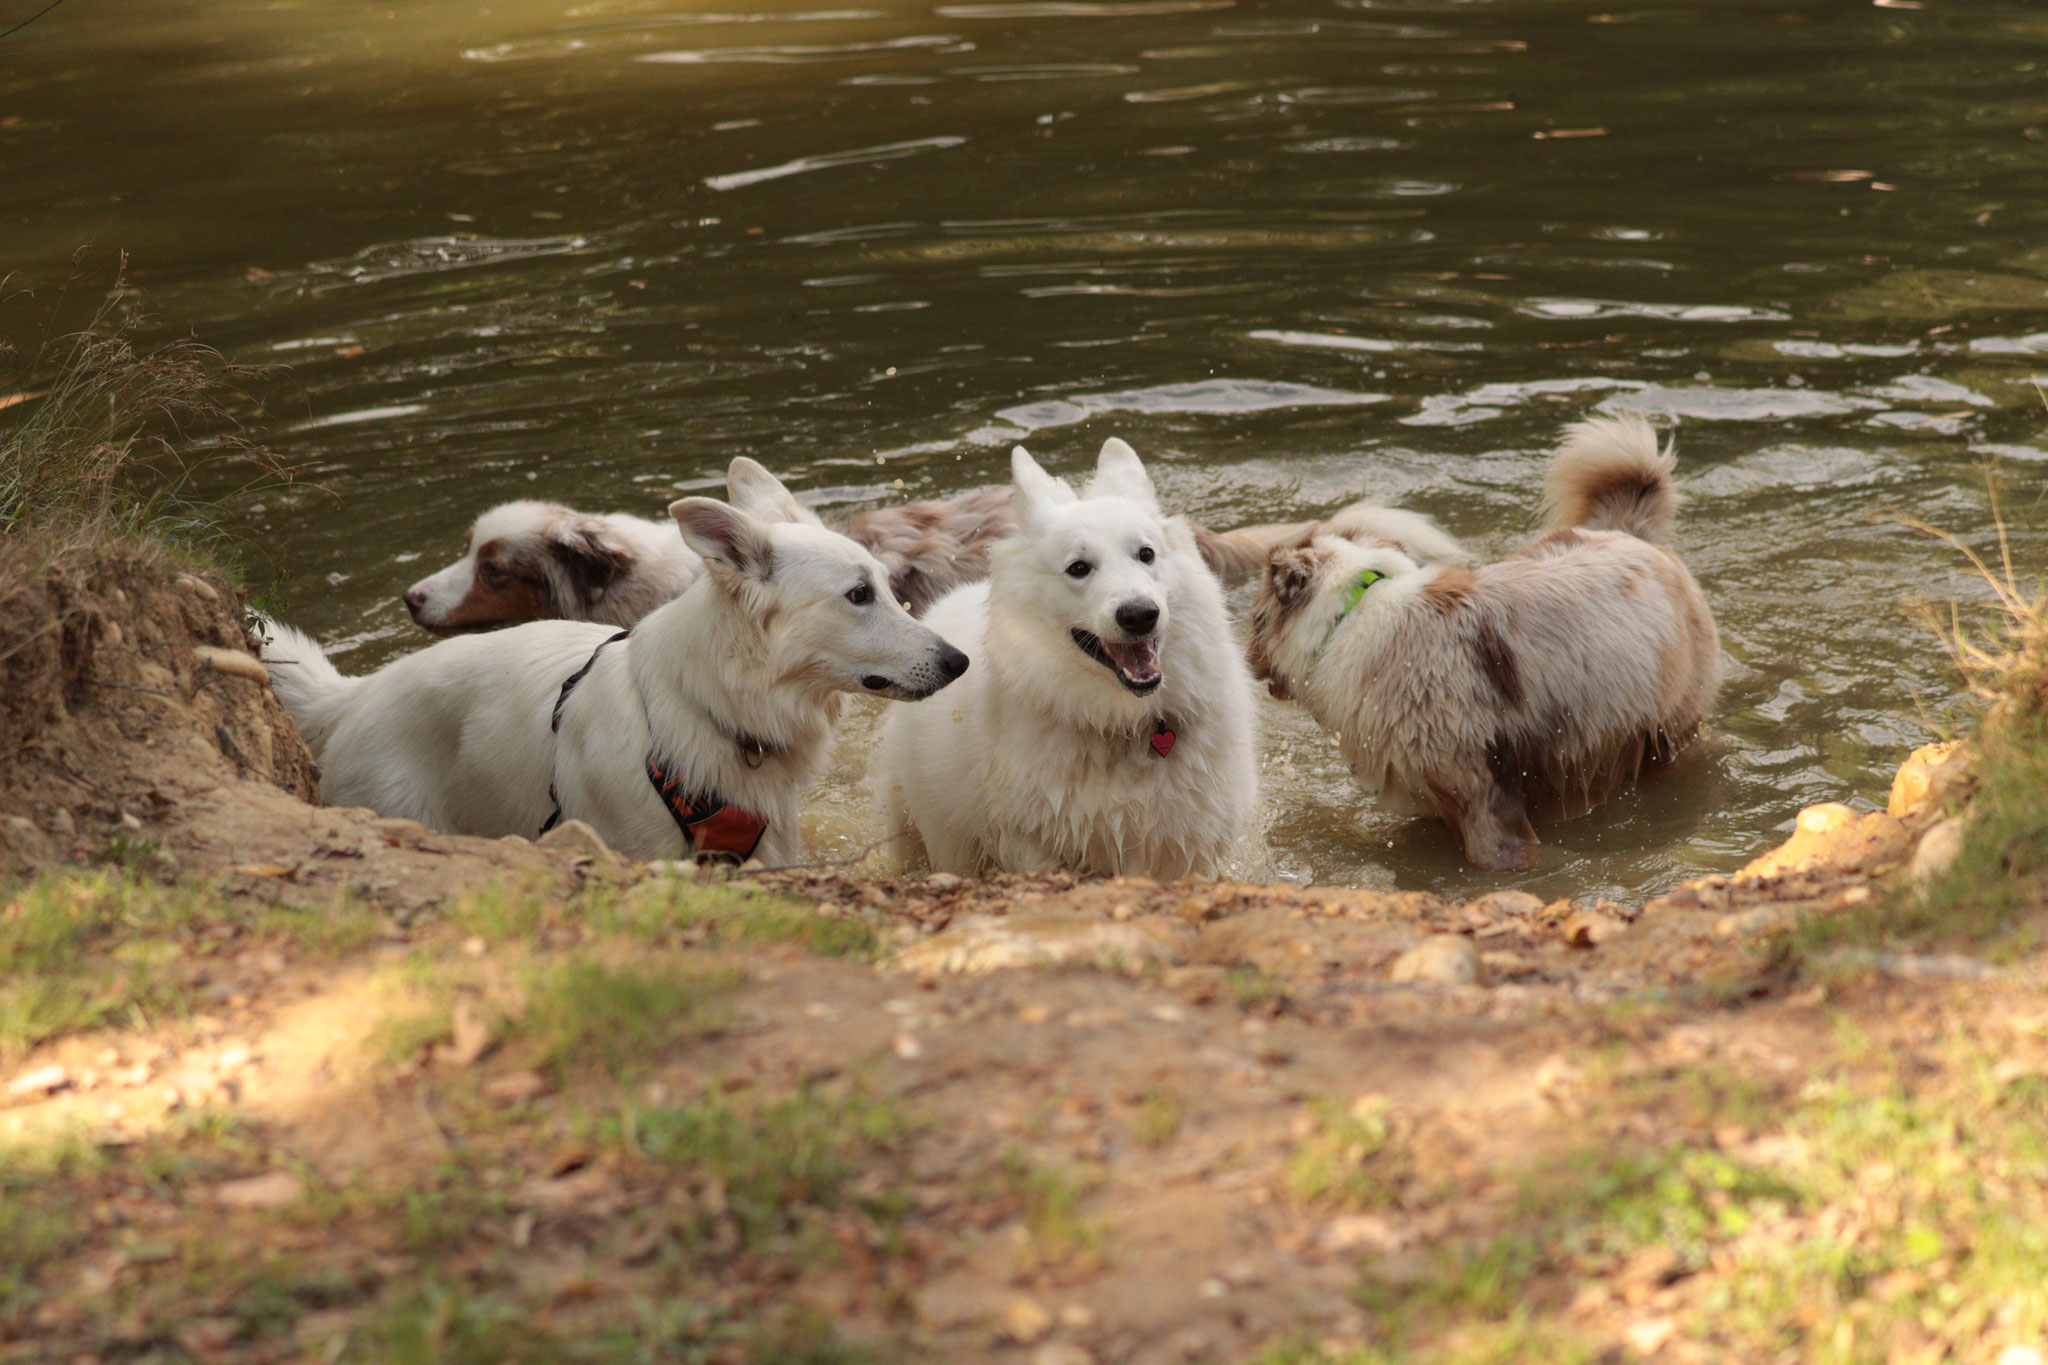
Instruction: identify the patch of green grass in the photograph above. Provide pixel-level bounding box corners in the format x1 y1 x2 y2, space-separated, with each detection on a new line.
517 958 740 1078
1228 966 1292 1014
991 1148 1101 1269
367 1286 872 1365
608 1085 908 1251
254 885 385 953
448 874 881 960
0 870 214 1061
606 874 881 959
1351 1039 2048 1364
1286 1097 1402 1211
0 1137 101 1313
1134 1084 1185 1149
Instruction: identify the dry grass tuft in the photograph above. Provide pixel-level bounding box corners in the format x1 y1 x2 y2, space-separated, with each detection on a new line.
0 258 290 563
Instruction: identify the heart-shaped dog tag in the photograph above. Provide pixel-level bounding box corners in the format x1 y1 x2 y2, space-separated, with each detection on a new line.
1150 728 1175 758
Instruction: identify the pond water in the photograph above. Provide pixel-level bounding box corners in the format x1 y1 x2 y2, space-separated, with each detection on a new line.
7 0 2048 901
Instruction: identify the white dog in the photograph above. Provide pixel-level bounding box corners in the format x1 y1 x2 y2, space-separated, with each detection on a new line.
264 460 968 864
873 439 1257 880
1244 416 1721 871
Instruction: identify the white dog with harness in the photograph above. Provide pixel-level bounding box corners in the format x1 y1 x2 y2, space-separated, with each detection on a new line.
262 460 969 863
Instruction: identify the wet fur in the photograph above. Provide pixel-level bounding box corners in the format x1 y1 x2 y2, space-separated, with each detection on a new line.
1245 416 1719 871
872 439 1258 880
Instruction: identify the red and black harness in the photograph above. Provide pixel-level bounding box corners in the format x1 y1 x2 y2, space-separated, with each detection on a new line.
539 630 771 864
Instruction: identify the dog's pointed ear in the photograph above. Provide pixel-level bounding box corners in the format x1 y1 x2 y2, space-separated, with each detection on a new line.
1010 445 1076 521
1267 546 1322 610
671 498 774 581
1087 437 1157 507
726 457 821 527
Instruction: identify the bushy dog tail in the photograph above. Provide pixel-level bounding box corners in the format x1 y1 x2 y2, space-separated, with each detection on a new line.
254 620 360 756
1192 519 1321 586
1541 415 1677 545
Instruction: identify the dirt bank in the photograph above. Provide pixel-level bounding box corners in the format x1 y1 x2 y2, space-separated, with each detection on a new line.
4 551 2035 1365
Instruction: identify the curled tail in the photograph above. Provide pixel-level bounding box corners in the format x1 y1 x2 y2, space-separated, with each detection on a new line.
1540 415 1678 545
255 621 361 756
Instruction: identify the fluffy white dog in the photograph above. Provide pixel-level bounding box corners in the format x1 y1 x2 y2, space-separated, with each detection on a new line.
873 438 1258 880
264 461 968 864
1245 416 1721 871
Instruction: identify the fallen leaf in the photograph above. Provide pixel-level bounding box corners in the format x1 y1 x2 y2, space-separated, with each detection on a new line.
6 1063 69 1097
433 1000 496 1068
484 1070 551 1104
213 1170 304 1210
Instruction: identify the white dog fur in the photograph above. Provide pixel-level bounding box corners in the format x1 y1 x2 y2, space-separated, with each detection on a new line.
1245 416 1720 871
872 438 1258 880
264 460 968 863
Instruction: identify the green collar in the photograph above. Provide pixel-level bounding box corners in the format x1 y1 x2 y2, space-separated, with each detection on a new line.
1318 569 1385 654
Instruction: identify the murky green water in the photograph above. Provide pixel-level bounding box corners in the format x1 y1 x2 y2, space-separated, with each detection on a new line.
8 0 2047 899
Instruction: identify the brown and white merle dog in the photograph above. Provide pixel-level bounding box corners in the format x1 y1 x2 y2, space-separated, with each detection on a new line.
1244 416 1721 871
403 481 1019 632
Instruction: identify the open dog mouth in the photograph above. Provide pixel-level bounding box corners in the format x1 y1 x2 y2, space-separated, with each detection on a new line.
1070 628 1163 695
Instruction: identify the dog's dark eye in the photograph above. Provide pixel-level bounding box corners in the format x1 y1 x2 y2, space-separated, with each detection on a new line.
845 583 874 606
1065 560 1092 579
1136 545 1155 565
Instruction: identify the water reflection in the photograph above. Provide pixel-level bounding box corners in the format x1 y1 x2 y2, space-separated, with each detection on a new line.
4 0 2046 901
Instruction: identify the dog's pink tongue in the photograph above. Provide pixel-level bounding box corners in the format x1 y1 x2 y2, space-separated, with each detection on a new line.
1103 638 1161 683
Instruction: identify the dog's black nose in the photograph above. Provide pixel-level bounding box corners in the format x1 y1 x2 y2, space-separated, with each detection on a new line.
938 645 970 680
1115 600 1160 637
403 586 427 616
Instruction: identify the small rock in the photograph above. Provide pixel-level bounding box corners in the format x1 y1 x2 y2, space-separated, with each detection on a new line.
1561 910 1625 947
892 1033 922 1060
1057 1304 1097 1330
1197 1277 1228 1299
537 819 619 862
213 1171 303 1210
1909 816 1965 884
1467 889 1544 918
6 1064 69 1097
483 1070 551 1104
0 815 48 862
1033 1344 1096 1365
192 645 268 684
891 913 1186 976
1623 1316 1678 1356
1001 1295 1053 1344
924 871 964 892
461 935 487 957
1889 740 1971 819
1387 934 1484 987
1716 905 1798 939
176 573 220 603
1796 802 1857 835
1318 1213 1400 1253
